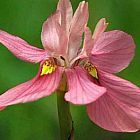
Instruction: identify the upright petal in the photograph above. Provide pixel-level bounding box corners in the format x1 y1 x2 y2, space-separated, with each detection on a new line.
82 19 108 57
92 18 108 41
57 0 73 33
70 27 92 65
82 27 93 55
68 1 89 61
41 11 68 55
0 30 47 63
87 71 140 132
0 66 63 109
91 30 135 73
65 67 106 105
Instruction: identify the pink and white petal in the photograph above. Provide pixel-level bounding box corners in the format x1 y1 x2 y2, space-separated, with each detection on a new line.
0 66 63 109
92 18 108 41
70 27 93 66
91 30 135 73
68 1 89 61
41 11 68 55
57 0 73 33
82 27 93 56
87 71 140 132
70 27 91 65
81 19 108 57
65 67 106 105
0 30 47 63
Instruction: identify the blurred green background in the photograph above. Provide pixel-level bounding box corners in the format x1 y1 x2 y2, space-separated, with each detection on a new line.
0 0 140 140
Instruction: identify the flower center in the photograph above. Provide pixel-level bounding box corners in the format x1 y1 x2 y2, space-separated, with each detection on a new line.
84 62 98 79
41 60 57 76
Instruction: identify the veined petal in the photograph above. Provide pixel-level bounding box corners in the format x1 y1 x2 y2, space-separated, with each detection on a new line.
0 66 63 109
70 27 92 65
65 67 106 105
82 27 93 56
87 71 140 132
0 30 47 63
82 19 108 57
57 0 73 33
41 11 68 55
68 1 89 61
92 18 108 41
91 30 135 73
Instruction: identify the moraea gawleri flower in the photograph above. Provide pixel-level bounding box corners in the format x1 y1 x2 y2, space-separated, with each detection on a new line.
0 0 140 132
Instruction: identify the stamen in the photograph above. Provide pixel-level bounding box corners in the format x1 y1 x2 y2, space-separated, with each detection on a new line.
60 56 65 61
41 60 57 76
84 62 98 79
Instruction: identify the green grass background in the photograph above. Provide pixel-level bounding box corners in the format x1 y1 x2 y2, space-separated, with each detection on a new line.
0 0 140 139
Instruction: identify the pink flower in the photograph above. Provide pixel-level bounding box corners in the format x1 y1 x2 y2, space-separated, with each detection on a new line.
0 0 139 132
83 19 140 132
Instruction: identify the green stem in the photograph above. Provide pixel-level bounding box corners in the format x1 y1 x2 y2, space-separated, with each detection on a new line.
57 74 74 140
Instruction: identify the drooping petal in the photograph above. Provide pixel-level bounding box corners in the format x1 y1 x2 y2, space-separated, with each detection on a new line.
91 30 135 73
0 66 63 109
68 1 89 61
0 30 47 63
57 0 73 33
41 11 68 55
87 71 140 132
92 18 108 41
65 67 106 105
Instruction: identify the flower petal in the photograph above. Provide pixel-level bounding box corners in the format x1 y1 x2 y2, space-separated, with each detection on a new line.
81 19 108 57
0 66 63 109
68 1 89 61
65 67 106 105
0 30 47 63
87 71 140 132
69 27 92 65
82 27 93 56
57 0 73 33
92 18 108 41
41 11 68 55
91 30 135 73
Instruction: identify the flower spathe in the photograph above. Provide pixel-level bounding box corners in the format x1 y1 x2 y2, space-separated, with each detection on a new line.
0 0 140 132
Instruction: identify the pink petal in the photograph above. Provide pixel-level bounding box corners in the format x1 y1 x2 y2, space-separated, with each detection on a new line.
81 19 108 57
87 71 140 132
41 11 68 55
57 0 73 33
0 66 63 109
91 30 135 73
92 18 108 41
65 67 106 105
82 27 93 56
68 1 89 61
0 30 47 63
69 27 92 65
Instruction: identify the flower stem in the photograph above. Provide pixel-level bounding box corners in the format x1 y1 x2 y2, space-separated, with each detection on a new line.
57 74 74 140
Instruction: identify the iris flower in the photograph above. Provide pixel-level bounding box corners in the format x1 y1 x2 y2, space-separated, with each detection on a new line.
0 0 140 132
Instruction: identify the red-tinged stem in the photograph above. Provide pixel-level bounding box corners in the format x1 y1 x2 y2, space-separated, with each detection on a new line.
57 74 74 140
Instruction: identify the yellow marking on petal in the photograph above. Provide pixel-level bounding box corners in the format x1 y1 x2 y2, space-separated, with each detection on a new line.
41 60 57 76
41 65 48 76
84 62 98 79
89 67 98 79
